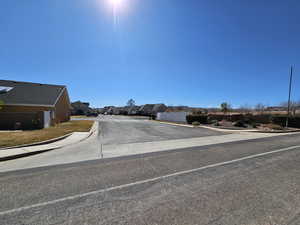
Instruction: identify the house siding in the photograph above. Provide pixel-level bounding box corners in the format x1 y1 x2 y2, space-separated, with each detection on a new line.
0 89 70 129
0 105 53 113
0 106 51 129
53 89 71 124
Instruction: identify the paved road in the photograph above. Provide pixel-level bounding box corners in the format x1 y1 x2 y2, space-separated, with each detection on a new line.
0 115 226 172
1 133 300 224
100 115 223 145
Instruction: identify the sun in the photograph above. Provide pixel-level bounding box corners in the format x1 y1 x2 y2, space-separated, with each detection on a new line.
110 0 123 8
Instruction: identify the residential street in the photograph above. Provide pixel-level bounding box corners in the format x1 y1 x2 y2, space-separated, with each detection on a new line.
1 116 300 224
100 115 223 145
0 116 225 172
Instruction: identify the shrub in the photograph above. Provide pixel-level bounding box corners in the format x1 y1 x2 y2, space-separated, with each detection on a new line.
208 114 224 122
192 121 201 126
233 120 247 128
251 114 271 124
271 115 300 128
214 121 220 126
186 115 208 124
209 119 218 124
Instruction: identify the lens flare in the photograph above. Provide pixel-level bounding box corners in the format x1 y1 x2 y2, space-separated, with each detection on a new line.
109 0 125 27
110 0 123 8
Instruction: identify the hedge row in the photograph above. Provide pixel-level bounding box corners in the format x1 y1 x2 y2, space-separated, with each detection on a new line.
271 116 300 128
206 114 271 124
186 114 300 128
186 115 208 124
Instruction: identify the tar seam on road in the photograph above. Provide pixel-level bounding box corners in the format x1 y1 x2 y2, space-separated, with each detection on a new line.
1 144 300 216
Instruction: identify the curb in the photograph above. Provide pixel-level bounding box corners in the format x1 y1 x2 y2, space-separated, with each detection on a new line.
198 125 256 133
0 121 98 162
154 121 194 128
154 120 300 134
0 148 58 162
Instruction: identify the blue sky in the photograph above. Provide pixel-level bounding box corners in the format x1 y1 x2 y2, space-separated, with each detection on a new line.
1 0 300 108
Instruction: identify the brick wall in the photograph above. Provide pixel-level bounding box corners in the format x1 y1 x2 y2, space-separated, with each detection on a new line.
0 112 44 130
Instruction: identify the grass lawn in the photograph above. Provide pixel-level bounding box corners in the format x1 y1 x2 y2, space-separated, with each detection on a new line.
71 115 88 119
0 120 94 148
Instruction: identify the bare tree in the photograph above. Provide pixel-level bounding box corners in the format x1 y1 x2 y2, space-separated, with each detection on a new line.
239 104 252 114
220 102 231 115
280 101 299 116
254 103 266 114
126 99 136 107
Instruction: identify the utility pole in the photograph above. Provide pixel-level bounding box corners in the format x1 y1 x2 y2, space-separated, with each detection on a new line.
286 66 293 128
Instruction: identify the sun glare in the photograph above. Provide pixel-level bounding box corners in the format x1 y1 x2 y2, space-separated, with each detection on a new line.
110 0 123 8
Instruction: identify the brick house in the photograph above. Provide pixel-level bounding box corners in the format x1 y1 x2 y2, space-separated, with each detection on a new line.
0 80 71 130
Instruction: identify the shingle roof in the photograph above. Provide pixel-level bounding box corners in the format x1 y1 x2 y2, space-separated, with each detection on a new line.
152 104 167 112
0 80 66 107
139 104 155 112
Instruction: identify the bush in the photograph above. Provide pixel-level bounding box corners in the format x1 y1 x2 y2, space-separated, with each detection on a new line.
251 114 271 124
192 121 201 126
186 115 208 124
209 119 217 124
214 121 220 126
233 120 247 128
271 115 300 128
208 114 224 122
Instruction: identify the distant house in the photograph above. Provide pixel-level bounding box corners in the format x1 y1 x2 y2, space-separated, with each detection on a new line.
127 106 140 115
0 80 71 130
138 104 155 116
152 104 167 114
265 106 287 111
166 106 191 112
106 106 115 115
71 101 93 115
138 104 167 116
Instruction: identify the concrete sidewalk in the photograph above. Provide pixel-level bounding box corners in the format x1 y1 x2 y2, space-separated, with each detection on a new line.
102 131 295 158
0 121 98 161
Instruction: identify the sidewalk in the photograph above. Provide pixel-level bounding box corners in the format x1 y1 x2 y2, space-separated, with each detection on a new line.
102 131 295 159
0 121 98 161
155 120 300 133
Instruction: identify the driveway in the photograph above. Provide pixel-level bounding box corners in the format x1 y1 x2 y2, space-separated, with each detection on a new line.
100 115 224 145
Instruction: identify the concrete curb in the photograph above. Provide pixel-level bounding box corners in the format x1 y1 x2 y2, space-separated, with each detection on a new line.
198 125 256 132
155 120 300 134
0 121 97 162
154 121 194 128
0 148 58 162
200 125 300 133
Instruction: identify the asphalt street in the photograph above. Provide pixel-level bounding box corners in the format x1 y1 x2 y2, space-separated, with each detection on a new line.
1 116 300 224
100 115 223 145
0 115 225 172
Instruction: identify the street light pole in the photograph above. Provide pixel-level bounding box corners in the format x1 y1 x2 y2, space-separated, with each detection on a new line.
286 66 293 128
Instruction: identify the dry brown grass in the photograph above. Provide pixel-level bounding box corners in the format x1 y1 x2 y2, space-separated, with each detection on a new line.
71 115 88 119
260 123 284 130
0 120 94 148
